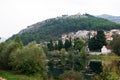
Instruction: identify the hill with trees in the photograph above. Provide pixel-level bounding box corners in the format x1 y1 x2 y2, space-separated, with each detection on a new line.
8 13 120 45
97 14 120 24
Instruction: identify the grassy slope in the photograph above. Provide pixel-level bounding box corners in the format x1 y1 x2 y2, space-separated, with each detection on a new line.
88 54 120 60
0 70 42 80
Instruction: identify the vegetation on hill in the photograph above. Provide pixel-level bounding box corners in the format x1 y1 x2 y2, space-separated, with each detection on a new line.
8 14 120 45
1 31 120 80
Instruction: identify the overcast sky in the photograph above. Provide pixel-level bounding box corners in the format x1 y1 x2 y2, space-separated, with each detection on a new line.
0 0 120 38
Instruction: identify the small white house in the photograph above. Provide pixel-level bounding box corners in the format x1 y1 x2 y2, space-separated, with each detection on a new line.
101 46 111 55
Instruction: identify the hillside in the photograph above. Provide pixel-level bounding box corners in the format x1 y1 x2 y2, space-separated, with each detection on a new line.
8 13 120 45
97 14 120 24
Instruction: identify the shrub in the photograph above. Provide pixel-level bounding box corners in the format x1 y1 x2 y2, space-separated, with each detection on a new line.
111 35 120 56
0 40 22 69
59 71 83 80
9 42 47 75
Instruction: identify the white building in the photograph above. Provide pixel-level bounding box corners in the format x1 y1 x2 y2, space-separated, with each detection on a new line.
75 30 89 39
88 46 112 55
101 46 111 55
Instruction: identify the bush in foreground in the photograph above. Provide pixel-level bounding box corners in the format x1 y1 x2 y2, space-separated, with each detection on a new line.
0 37 23 70
9 42 47 76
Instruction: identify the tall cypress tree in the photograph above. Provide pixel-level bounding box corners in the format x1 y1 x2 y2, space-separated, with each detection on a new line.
58 39 64 50
64 39 71 51
96 30 107 50
74 38 84 52
47 40 54 51
88 30 107 51
54 43 58 50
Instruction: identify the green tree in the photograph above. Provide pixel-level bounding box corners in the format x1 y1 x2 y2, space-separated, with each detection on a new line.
68 50 75 71
94 55 120 80
58 39 64 50
88 37 99 51
96 30 107 50
0 42 7 69
79 47 87 70
88 30 107 51
47 40 54 51
74 38 84 52
14 35 23 49
0 37 23 69
0 42 6 53
60 48 66 68
64 39 71 51
9 42 47 77
54 43 58 50
69 37 72 47
73 47 87 71
111 35 120 56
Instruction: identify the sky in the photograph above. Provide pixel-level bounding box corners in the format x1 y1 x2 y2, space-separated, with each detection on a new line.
0 0 120 38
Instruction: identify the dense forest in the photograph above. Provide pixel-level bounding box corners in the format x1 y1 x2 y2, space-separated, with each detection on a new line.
8 14 120 45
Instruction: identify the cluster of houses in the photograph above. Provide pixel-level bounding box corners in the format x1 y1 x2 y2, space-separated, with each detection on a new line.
62 29 120 55
62 29 120 42
62 30 99 43
37 29 120 55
